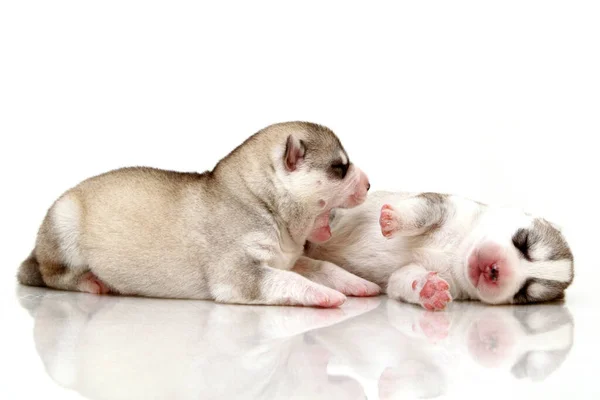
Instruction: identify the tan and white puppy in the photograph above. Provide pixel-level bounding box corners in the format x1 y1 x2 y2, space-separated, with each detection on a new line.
305 191 574 310
17 122 378 307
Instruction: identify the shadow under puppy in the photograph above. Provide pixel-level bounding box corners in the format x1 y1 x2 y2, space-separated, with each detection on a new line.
305 191 574 310
18 121 379 306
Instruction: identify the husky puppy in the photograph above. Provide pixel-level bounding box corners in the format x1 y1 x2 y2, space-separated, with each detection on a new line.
305 191 574 310
17 122 378 307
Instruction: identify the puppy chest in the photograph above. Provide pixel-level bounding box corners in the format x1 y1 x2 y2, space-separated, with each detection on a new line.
271 248 303 270
241 231 302 270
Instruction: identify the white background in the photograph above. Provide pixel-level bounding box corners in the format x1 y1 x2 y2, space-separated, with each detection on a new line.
1 1 599 399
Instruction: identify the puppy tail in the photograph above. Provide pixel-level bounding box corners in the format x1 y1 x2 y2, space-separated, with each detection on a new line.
17 250 46 287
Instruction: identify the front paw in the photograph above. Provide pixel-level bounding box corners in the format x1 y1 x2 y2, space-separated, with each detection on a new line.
380 204 400 238
414 272 452 311
339 276 382 297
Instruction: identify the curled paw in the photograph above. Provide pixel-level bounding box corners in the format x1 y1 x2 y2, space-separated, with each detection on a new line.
413 272 452 311
380 204 399 238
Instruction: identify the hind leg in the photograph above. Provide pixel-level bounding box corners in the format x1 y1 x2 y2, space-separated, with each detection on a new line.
39 261 111 295
379 193 449 238
35 193 111 295
76 271 111 294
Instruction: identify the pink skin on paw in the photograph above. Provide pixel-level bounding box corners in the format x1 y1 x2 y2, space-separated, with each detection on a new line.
308 287 346 308
341 281 381 297
414 272 452 311
79 272 110 295
380 204 399 238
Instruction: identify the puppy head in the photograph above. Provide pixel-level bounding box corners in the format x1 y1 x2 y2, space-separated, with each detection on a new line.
276 122 370 241
464 210 573 304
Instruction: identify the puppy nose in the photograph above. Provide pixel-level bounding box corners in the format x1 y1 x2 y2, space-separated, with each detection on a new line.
367 182 371 191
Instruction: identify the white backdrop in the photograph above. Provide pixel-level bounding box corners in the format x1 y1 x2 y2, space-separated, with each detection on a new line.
1 1 599 399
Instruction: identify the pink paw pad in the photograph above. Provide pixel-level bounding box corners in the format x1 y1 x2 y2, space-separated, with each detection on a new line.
413 272 452 311
78 272 110 295
380 204 399 238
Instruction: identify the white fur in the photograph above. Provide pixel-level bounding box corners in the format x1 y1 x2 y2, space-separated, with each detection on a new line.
526 259 573 282
527 283 547 299
212 284 240 302
530 244 551 260
307 191 573 309
258 266 347 307
291 257 381 297
242 231 290 267
387 264 423 304
51 195 86 268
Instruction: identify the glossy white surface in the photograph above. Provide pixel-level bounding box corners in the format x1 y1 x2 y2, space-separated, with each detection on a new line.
4 285 598 399
2 1 599 399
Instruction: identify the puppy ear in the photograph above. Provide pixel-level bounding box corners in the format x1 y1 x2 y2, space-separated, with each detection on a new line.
284 135 306 172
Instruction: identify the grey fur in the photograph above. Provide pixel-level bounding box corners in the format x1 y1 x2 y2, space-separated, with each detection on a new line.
306 191 574 308
532 218 574 262
412 192 449 234
513 278 570 304
17 251 44 287
17 121 373 307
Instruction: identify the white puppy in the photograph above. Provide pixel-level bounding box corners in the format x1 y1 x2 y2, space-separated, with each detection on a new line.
305 191 574 310
17 122 378 307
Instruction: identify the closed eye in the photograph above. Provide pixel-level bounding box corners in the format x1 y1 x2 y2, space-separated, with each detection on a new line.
512 228 531 261
330 162 349 179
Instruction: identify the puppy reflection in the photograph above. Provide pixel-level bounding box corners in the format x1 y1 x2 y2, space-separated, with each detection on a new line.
18 287 573 400
18 286 379 400
389 301 574 377
310 299 574 399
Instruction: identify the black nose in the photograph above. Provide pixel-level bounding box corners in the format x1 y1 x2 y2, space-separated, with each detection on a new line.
367 183 371 191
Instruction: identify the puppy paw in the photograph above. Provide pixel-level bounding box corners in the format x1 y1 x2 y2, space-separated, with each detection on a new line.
338 276 381 297
78 271 110 295
380 204 400 238
413 272 452 311
295 260 382 298
305 286 347 308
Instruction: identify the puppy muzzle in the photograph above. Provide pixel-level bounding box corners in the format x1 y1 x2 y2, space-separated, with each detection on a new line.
343 165 370 208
